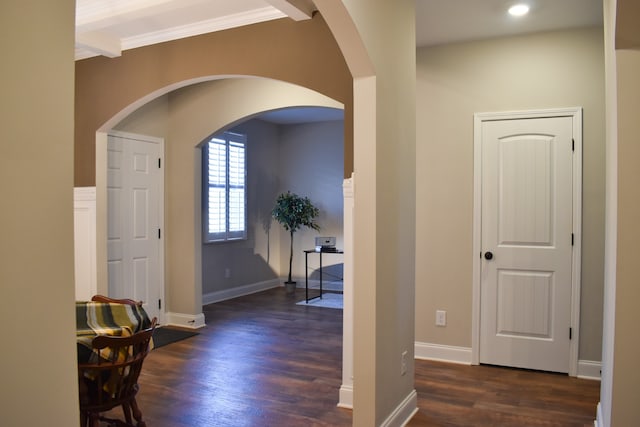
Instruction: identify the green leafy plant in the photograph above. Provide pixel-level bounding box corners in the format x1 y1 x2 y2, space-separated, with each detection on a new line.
272 191 320 284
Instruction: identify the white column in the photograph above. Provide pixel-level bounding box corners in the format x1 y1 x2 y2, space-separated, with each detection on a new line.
339 173 354 408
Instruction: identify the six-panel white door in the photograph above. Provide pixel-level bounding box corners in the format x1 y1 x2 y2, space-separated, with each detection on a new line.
107 133 163 321
480 116 573 373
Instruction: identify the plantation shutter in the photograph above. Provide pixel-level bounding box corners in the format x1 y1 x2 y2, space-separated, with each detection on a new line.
203 132 246 242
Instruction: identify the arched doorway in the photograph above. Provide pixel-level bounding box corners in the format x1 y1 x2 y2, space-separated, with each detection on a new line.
76 4 417 424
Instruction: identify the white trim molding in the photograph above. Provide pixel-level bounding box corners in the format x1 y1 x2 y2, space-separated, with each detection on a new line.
472 107 583 376
338 384 353 409
595 402 603 427
339 174 354 409
74 187 98 301
578 360 602 381
202 279 280 305
415 342 472 365
76 6 287 60
74 186 97 201
123 7 284 52
380 390 418 427
599 1 618 424
165 312 206 329
415 342 601 381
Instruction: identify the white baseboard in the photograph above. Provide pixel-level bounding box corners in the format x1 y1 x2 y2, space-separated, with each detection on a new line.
202 279 280 305
415 342 601 380
380 389 418 427
337 384 353 409
595 402 603 427
164 311 206 329
414 342 472 365
578 360 602 380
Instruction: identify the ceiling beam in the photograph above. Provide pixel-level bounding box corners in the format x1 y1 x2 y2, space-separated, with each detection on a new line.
75 31 122 58
265 0 314 21
76 0 177 31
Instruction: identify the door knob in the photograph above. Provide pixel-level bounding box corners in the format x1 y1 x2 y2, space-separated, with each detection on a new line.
484 251 493 260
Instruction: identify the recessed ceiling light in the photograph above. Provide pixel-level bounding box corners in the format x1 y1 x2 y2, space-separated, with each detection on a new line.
508 4 530 16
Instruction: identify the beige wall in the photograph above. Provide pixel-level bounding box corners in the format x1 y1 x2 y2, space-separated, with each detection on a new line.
415 27 606 362
102 2 419 420
611 47 640 425
112 77 342 314
115 95 169 137
334 0 417 424
616 0 640 48
75 15 353 187
75 15 352 319
0 1 78 425
12 1 635 425
102 3 419 422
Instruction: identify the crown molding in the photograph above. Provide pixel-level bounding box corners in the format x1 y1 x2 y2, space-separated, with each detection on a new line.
75 6 285 61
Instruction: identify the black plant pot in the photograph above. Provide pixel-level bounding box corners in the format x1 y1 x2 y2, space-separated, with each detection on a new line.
284 281 296 294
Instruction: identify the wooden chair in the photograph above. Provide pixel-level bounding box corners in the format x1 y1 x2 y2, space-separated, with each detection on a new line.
78 318 157 427
91 294 143 307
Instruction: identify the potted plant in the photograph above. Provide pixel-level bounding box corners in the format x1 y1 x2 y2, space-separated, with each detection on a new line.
272 191 320 293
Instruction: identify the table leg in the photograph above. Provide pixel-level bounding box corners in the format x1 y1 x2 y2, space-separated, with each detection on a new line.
305 251 309 303
319 251 323 299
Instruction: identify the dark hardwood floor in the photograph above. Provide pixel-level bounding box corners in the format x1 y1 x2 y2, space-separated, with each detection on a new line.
116 287 599 426
409 361 599 427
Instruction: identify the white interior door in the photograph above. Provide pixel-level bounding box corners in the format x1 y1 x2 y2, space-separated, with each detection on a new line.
479 115 574 373
107 132 163 321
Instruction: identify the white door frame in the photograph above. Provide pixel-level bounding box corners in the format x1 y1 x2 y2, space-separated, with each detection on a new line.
471 107 582 376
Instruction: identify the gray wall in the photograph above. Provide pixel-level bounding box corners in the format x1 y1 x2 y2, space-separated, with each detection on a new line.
201 119 281 294
276 120 345 284
201 118 345 294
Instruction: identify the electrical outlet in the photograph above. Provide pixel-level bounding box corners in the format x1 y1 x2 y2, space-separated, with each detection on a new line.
436 310 447 326
224 268 231 279
401 350 408 376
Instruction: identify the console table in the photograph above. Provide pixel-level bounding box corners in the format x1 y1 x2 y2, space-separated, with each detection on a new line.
303 248 344 303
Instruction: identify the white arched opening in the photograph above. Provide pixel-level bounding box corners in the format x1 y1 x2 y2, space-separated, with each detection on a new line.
94 77 344 318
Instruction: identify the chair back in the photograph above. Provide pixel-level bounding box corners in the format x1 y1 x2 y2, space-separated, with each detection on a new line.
78 318 157 412
91 294 143 307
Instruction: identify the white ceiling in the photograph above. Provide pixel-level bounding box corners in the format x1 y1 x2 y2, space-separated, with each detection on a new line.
75 0 314 60
416 0 603 47
76 0 603 122
76 0 603 60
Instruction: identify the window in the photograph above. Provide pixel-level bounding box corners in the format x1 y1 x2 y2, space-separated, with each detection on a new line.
203 131 246 242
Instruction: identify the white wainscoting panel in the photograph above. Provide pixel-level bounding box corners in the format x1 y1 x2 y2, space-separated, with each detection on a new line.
74 187 97 301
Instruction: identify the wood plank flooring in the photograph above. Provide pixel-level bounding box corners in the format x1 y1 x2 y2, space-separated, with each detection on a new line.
409 361 599 427
115 288 599 426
